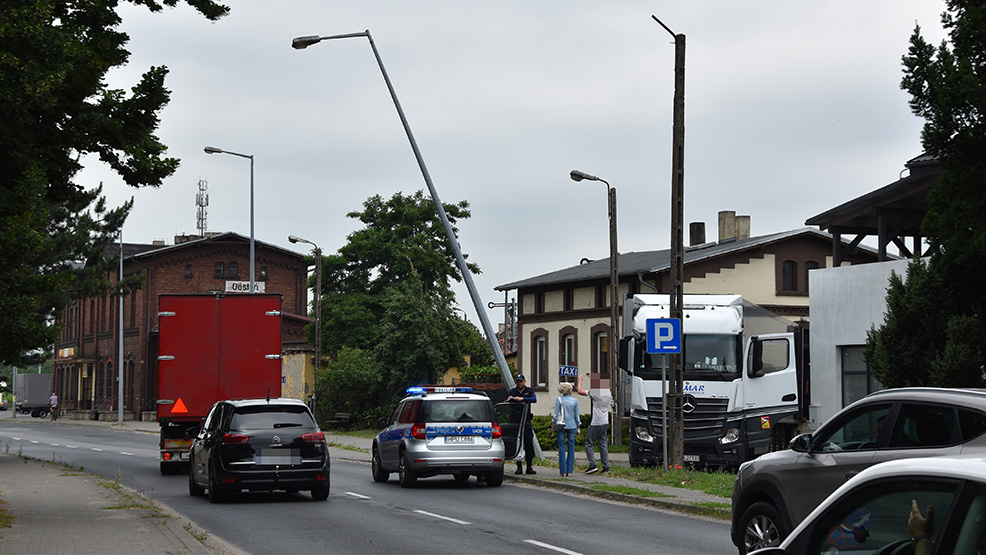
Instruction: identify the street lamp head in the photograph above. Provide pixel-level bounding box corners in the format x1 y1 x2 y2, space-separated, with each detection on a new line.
570 169 599 183
204 146 223 154
292 35 323 49
288 235 302 244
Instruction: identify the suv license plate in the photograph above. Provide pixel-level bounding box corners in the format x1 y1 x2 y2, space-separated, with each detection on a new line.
445 436 475 444
683 454 700 462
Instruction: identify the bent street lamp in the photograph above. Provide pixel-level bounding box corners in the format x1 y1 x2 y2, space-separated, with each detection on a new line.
291 30 514 387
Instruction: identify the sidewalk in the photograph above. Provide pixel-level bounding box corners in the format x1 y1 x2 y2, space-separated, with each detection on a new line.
0 414 239 555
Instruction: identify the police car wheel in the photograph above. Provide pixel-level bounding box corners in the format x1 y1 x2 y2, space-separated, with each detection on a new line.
485 467 504 487
398 451 417 488
371 446 389 483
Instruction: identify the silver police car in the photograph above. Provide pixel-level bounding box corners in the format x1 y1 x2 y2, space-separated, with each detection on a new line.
371 387 527 487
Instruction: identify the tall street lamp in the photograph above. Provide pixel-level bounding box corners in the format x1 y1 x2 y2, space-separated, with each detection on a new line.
570 169 621 445
291 30 515 388
288 235 322 373
204 146 255 294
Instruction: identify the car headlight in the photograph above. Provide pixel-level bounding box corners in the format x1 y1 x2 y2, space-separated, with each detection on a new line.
719 427 740 445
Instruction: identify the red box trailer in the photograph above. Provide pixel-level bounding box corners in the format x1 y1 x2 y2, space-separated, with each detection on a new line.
157 293 283 474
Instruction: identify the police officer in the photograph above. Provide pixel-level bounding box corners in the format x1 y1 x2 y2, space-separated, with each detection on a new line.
506 374 537 474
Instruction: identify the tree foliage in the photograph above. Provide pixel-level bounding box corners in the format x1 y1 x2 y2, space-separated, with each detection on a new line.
866 1 986 387
0 0 229 365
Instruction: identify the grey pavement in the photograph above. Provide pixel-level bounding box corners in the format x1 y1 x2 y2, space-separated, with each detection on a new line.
0 414 731 555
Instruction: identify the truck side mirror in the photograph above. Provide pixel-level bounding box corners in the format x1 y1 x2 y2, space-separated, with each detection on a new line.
618 337 631 371
749 340 765 377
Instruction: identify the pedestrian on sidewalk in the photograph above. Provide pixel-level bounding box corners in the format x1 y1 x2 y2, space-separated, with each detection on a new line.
506 374 537 475
552 382 580 476
577 373 610 474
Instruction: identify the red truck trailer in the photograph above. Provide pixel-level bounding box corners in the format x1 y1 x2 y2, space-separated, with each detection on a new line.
157 293 283 474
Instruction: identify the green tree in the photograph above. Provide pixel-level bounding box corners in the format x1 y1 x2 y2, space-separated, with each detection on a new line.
0 0 229 366
452 317 493 367
314 347 386 428
866 1 986 386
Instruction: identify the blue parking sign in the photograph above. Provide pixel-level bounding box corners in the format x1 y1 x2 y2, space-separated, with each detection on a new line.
646 319 682 354
559 365 578 377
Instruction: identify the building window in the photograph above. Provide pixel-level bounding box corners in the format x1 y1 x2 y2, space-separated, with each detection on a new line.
260 266 268 280
531 329 548 388
534 292 545 314
595 332 609 378
228 262 238 279
563 289 574 312
184 264 194 278
595 285 606 309
804 261 819 292
841 346 884 408
214 262 225 278
782 260 797 291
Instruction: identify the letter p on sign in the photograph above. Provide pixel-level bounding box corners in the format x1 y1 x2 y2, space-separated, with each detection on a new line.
646 318 682 354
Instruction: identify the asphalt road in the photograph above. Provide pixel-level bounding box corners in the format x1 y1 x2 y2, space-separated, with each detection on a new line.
0 418 735 554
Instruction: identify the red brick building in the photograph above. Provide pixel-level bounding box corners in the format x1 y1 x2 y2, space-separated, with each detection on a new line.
52 232 311 420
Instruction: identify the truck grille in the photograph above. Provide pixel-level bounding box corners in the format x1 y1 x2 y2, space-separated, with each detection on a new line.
645 397 727 439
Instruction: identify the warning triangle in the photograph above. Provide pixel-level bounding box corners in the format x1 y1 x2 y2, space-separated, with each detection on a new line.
172 397 188 414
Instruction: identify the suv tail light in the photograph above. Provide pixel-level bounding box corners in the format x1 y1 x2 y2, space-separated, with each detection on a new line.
492 422 502 439
222 433 249 444
302 432 325 443
412 423 427 440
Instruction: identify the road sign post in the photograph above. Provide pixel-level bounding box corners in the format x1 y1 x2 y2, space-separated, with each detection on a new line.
645 318 681 466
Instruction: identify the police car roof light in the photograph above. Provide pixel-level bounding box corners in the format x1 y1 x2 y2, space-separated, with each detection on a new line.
405 386 473 395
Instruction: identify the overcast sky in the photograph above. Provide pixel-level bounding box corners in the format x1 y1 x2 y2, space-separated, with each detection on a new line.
79 1 947 327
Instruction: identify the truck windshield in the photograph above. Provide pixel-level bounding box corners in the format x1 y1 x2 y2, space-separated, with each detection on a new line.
634 334 740 381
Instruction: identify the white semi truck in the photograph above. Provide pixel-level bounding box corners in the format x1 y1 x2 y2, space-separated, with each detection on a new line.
619 294 807 467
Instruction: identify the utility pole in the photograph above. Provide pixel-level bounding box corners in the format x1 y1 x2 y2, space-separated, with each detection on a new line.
654 15 686 468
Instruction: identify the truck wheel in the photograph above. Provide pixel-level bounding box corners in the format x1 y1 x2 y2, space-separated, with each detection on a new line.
738 501 788 554
188 468 205 497
371 446 389 483
398 451 417 488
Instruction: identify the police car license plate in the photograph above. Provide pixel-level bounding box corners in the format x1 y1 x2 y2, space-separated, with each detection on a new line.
683 454 700 462
445 436 474 444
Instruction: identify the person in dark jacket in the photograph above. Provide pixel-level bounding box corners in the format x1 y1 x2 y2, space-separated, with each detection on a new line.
506 374 537 474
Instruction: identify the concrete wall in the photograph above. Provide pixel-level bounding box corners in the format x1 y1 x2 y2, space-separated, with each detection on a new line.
808 258 911 427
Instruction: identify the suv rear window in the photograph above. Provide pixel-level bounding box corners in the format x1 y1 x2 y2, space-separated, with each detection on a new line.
230 405 314 430
420 399 492 423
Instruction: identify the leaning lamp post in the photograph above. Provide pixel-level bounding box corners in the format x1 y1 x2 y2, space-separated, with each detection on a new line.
570 169 621 445
288 235 322 372
204 146 256 294
291 30 515 388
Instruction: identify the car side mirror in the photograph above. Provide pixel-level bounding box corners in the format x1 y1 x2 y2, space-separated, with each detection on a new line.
378 417 387 428
790 433 812 453
185 426 200 439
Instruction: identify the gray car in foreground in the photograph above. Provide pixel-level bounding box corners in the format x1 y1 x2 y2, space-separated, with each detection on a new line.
731 387 986 553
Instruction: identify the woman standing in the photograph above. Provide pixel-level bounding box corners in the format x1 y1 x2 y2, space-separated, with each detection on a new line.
552 382 581 476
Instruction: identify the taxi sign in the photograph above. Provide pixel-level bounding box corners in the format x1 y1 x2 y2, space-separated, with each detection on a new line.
558 365 578 377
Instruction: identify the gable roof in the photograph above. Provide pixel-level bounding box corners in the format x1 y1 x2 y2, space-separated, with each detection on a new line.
113 232 306 262
495 227 883 291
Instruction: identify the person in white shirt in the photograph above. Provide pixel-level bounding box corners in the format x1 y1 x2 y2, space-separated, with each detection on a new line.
576 373 611 474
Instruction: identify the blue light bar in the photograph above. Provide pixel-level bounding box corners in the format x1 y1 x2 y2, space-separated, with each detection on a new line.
405 386 473 395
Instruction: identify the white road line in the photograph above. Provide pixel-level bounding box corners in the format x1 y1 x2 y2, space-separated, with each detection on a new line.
30 440 39 444
344 492 371 499
66 446 78 449
524 540 584 555
91 448 103 451
50 443 60 447
12 437 20 441
120 452 134 456
413 510 471 525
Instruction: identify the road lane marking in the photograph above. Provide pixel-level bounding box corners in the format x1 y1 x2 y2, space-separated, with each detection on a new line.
344 492 370 499
120 452 134 456
66 445 78 449
525 540 583 555
30 440 39 444
50 443 60 446
413 510 470 525
91 448 103 451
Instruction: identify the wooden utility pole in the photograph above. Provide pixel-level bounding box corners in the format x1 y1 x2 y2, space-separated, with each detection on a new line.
653 15 686 468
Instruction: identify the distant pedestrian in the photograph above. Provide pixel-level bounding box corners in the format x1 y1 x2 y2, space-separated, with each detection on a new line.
48 391 58 421
506 374 537 474
577 373 611 474
552 382 580 476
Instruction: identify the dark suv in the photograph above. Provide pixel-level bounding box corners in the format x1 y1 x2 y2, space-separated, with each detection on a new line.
731 387 986 553
188 398 330 502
